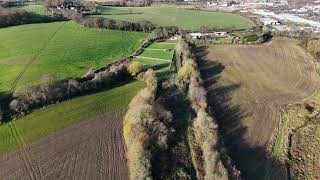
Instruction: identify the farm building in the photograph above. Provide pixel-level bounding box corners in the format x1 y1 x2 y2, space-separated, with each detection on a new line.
170 35 182 40
189 32 229 39
261 18 281 26
189 33 205 39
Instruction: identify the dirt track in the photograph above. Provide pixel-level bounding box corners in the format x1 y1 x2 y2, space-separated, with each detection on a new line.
200 38 320 178
0 115 128 180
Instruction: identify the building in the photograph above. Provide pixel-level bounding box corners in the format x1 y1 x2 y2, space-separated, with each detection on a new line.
189 33 205 39
261 18 281 25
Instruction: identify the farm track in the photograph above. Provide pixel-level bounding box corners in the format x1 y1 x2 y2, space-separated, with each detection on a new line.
200 38 320 178
0 115 129 180
9 21 66 93
5 22 67 180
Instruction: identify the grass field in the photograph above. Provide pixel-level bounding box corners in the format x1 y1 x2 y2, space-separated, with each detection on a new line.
200 38 320 179
134 42 175 77
90 6 254 31
17 4 48 16
0 81 144 155
0 21 147 93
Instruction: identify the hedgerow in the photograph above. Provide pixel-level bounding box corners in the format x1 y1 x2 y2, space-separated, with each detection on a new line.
123 69 173 180
10 63 129 114
176 39 229 180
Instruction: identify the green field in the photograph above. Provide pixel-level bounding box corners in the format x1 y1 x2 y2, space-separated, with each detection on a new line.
0 81 144 155
90 6 254 31
134 42 175 78
0 21 147 93
141 49 174 60
17 4 48 16
139 42 175 60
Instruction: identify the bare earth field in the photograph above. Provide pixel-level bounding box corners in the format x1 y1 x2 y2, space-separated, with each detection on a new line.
0 115 128 180
199 38 320 178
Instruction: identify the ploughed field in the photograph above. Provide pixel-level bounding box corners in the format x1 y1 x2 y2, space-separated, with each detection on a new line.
0 81 144 179
199 38 320 178
89 6 254 31
0 21 146 93
0 115 128 180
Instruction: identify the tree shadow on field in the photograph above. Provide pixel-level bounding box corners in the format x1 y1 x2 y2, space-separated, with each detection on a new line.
195 46 288 180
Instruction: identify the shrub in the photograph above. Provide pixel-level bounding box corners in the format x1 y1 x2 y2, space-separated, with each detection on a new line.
128 62 144 76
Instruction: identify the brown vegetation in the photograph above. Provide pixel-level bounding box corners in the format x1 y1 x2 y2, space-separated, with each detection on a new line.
10 63 129 114
301 38 320 60
128 61 144 76
123 69 173 179
176 40 229 180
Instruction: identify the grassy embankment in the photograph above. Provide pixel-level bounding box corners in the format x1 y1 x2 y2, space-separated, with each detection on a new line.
89 6 254 31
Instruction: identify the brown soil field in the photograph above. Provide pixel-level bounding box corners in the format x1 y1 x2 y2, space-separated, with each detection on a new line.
198 38 320 178
0 115 128 180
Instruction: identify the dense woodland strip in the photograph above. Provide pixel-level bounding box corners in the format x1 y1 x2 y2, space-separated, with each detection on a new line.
175 39 230 179
123 69 173 179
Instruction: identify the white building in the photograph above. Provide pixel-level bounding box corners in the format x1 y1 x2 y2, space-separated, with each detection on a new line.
189 33 204 39
261 18 281 26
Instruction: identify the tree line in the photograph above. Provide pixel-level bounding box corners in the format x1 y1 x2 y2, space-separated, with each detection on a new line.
0 7 63 28
9 60 130 115
58 7 182 35
123 69 173 179
175 39 234 179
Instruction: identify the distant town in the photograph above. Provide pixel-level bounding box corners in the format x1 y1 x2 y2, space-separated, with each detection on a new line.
202 0 320 36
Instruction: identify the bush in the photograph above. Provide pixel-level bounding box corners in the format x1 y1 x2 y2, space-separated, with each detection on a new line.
128 62 144 76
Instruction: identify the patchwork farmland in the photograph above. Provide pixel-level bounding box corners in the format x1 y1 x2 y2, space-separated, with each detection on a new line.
1 1 320 180
199 38 320 178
